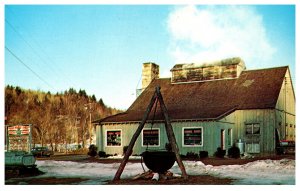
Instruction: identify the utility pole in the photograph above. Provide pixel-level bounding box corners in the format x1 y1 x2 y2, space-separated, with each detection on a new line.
74 116 81 146
89 107 92 145
84 102 93 146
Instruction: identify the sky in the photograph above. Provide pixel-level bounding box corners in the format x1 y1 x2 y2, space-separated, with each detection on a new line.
3 3 296 110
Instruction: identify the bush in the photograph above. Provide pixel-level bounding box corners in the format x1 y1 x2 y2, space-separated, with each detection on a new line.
180 152 199 159
186 152 199 159
276 147 285 155
88 144 97 157
228 145 240 158
214 147 226 158
199 151 208 159
123 146 132 156
98 151 108 158
70 148 88 155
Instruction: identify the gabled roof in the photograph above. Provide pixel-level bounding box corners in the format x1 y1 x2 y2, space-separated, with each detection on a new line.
96 66 288 124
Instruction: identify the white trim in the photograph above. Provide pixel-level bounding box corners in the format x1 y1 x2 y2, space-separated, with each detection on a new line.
221 129 226 150
228 128 233 146
141 128 160 147
182 127 203 147
105 129 122 147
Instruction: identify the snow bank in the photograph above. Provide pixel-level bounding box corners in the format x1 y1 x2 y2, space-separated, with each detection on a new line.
172 159 295 185
35 158 295 185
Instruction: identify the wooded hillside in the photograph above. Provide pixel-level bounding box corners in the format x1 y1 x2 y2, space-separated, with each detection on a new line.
5 85 122 151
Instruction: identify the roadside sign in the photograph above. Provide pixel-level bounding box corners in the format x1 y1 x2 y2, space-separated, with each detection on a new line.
6 124 32 152
7 125 30 135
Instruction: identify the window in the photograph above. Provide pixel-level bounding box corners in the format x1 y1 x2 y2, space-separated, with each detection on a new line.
183 127 203 146
245 123 260 135
142 129 160 146
106 130 121 146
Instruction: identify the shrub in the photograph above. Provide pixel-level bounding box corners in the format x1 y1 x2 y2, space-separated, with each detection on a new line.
88 144 97 157
199 151 208 159
276 147 285 155
123 146 132 156
214 147 226 158
228 145 240 158
186 152 199 159
71 148 88 155
98 151 108 158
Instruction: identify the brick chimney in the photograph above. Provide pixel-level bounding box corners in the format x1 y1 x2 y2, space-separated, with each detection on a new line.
142 62 159 90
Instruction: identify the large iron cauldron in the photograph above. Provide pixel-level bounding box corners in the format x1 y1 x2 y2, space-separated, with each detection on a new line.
141 151 176 173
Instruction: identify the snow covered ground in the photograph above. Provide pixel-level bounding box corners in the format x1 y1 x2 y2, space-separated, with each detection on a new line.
35 158 295 185
172 159 295 185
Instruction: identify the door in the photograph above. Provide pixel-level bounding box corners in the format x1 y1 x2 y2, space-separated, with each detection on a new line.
245 123 261 153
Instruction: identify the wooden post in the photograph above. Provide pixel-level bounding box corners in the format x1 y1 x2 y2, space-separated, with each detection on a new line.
113 91 158 181
155 87 188 179
113 86 188 181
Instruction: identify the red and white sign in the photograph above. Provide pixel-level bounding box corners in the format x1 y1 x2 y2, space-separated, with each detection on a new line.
7 125 31 152
7 125 30 135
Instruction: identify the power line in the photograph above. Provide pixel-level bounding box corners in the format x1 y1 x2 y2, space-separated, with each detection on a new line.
5 19 52 73
5 46 56 91
5 16 75 88
5 19 61 77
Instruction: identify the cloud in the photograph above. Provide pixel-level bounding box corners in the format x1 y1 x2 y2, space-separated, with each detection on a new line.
167 5 276 69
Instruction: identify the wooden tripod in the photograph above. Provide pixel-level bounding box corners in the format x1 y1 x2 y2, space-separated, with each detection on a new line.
113 86 188 180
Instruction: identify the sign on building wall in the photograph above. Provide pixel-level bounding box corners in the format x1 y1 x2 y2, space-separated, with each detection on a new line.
6 124 32 152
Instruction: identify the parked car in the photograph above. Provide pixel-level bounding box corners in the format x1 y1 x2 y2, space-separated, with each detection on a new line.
31 147 54 157
275 129 295 155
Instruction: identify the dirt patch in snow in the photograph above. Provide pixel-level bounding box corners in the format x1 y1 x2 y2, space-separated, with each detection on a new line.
108 175 233 185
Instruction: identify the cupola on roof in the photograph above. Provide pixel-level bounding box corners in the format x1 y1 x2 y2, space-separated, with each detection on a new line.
170 57 246 83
